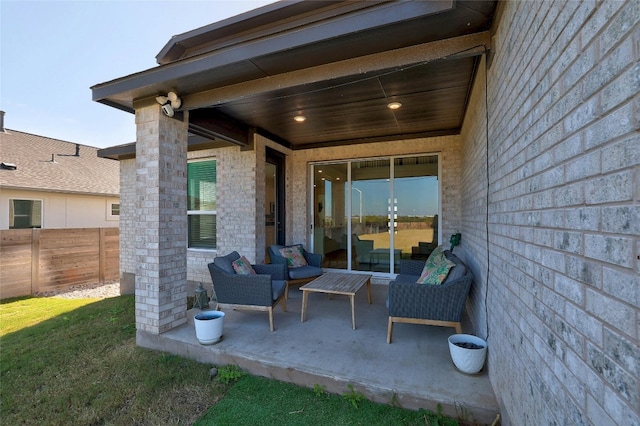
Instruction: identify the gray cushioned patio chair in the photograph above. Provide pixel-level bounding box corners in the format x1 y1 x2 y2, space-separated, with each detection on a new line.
208 251 287 332
386 250 473 343
268 244 323 299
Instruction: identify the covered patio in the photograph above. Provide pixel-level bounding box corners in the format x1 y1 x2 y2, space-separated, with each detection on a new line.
93 1 640 424
139 283 499 424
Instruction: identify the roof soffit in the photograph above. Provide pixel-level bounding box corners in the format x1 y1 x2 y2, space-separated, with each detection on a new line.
91 0 488 110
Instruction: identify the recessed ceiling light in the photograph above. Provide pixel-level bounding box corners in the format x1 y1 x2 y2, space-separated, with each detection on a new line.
294 115 306 122
387 102 402 110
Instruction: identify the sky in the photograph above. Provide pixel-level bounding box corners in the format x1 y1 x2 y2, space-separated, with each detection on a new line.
1 0 277 148
352 177 439 217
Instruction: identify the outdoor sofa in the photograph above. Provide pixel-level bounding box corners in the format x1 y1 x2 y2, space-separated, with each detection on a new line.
268 244 323 298
208 251 287 331
386 249 472 343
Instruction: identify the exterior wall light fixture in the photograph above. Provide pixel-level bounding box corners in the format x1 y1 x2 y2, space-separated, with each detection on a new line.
156 91 182 117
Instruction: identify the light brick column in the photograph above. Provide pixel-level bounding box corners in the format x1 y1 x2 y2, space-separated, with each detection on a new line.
134 105 188 334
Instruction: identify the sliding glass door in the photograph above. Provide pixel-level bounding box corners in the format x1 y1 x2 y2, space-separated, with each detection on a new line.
313 163 348 269
351 159 391 272
393 156 440 265
312 154 439 275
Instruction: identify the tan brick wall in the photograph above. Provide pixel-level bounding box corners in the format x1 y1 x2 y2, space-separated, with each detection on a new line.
216 145 258 259
184 136 271 288
134 105 188 334
459 54 490 342
460 1 639 424
119 159 136 276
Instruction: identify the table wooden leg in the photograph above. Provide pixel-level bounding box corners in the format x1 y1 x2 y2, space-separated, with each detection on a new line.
366 278 372 304
350 294 356 329
301 290 308 323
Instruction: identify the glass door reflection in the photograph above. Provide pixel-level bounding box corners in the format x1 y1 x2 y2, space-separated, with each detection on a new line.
313 163 348 269
312 155 439 275
351 159 391 272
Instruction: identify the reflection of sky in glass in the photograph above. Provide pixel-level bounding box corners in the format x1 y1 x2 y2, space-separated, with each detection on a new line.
352 176 438 216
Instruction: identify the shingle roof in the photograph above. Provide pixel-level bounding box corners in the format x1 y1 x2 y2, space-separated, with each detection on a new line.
0 129 119 196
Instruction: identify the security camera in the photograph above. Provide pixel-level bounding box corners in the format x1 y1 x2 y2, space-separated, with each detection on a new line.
157 92 181 116
161 104 174 117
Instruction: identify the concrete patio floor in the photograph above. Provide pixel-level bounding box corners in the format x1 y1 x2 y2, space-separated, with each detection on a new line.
138 283 500 425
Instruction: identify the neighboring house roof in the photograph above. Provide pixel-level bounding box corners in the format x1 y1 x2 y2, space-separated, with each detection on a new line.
0 129 119 196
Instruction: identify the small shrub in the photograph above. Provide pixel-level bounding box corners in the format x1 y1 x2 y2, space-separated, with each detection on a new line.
215 364 246 384
313 383 327 398
342 384 365 409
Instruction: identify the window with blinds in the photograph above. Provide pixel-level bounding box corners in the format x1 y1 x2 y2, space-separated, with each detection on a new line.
9 199 42 229
187 159 216 249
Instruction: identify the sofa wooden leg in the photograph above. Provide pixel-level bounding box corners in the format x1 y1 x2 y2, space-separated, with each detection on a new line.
268 307 275 332
387 317 394 343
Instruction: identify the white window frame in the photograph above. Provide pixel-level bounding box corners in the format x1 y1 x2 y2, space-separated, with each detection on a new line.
187 158 217 250
8 198 43 229
107 201 120 220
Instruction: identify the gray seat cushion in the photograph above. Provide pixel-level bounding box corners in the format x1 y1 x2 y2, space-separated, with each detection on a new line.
213 251 241 274
288 265 322 280
272 280 286 300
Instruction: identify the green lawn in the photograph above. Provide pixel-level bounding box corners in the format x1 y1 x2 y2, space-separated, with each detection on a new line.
1 295 460 425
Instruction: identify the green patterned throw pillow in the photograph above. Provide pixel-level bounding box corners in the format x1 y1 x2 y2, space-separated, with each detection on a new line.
425 246 446 265
278 245 308 267
416 257 456 285
232 256 256 275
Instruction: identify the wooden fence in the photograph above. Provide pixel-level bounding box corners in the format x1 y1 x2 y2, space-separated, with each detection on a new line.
0 228 119 300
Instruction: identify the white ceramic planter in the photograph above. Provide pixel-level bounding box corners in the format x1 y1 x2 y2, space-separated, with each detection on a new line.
194 310 225 345
448 334 487 374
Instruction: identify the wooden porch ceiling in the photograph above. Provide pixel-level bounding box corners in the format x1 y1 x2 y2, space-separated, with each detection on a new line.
93 0 497 157
202 54 481 149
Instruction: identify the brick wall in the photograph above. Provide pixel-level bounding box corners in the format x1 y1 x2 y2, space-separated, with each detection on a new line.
134 106 188 334
459 54 490 340
461 1 639 424
119 158 136 291
130 136 274 297
185 139 264 291
216 145 258 260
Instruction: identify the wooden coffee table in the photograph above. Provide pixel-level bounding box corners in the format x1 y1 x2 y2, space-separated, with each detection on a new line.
300 272 372 329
